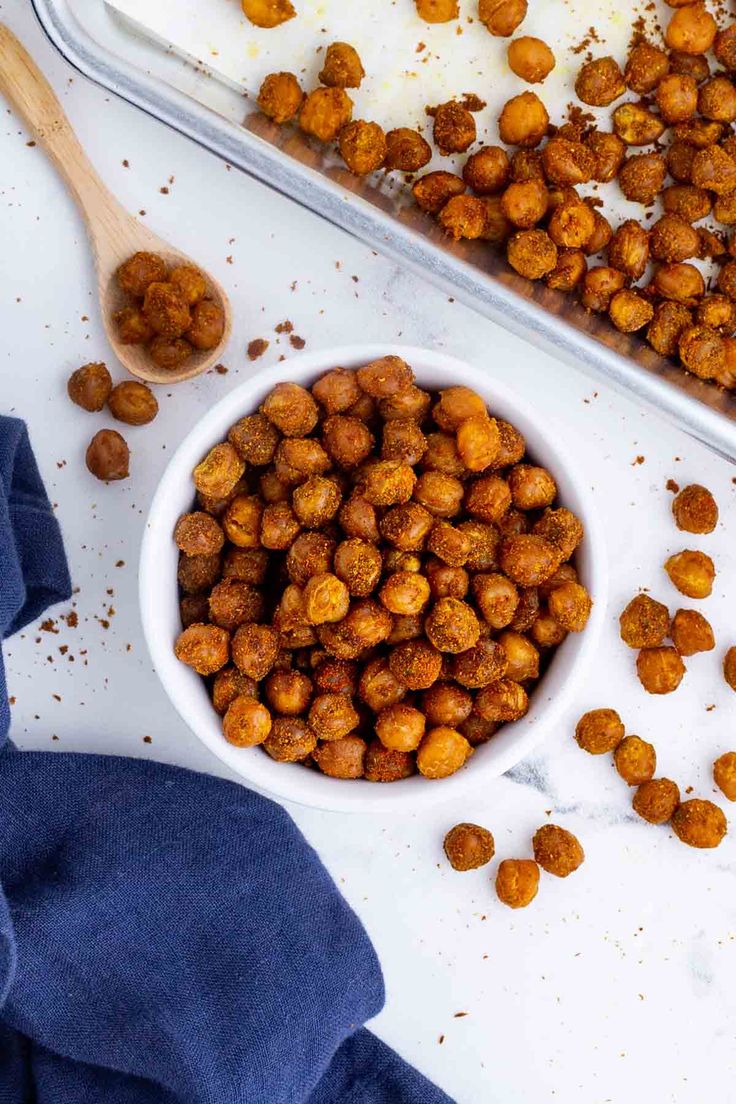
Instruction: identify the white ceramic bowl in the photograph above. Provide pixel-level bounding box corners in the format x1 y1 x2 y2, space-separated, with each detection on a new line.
140 345 607 813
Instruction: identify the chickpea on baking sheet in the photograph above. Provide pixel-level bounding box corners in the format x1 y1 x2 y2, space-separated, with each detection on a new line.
173 360 590 782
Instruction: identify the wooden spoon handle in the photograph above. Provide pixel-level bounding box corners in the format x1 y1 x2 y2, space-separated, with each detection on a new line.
0 24 124 223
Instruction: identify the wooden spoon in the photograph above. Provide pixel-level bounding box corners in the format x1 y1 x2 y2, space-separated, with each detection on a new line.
0 24 232 385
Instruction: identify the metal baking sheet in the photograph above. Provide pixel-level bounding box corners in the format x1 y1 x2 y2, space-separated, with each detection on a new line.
30 0 736 460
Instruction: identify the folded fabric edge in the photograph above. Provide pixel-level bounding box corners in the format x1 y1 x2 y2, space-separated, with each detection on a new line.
309 1027 457 1104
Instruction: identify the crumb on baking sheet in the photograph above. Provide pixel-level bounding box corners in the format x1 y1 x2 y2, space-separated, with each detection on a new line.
666 479 680 494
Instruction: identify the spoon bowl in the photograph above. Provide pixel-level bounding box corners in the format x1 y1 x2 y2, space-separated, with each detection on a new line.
0 23 232 385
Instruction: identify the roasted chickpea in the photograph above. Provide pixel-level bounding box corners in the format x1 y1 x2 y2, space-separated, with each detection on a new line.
411 472 463 519
86 429 130 482
339 120 387 175
665 3 716 55
167 265 206 308
532 508 583 560
321 415 373 471
313 734 367 778
308 692 359 741
508 36 555 84
212 667 259 716
180 594 210 628
142 282 190 339
575 57 626 107
584 210 614 257
114 307 154 346
438 195 488 240
510 148 545 182
174 623 229 676
319 42 365 88
67 361 112 412
416 726 472 779
608 289 653 334
263 717 318 763
292 476 341 527
209 580 264 632
327 539 379 600
412 171 466 214
636 646 686 694
423 597 479 654
654 263 705 306
632 778 680 824
186 300 225 352
582 268 626 315
264 670 313 715
342 599 393 650
432 100 476 156
174 511 224 557
697 76 736 124
533 824 584 877
613 102 666 146
547 581 592 632
575 708 624 755
715 24 736 71
116 251 167 298
500 534 560 587
475 678 529 721
479 0 527 36
672 799 727 848
670 608 714 656
376 571 428 616
614 735 656 786
586 130 626 183
385 128 432 172
426 560 469 601
223 494 263 549
107 381 158 426
672 484 718 533
618 153 666 205
273 585 316 648
460 712 499 746
227 414 278 467
389 639 443 690
662 183 711 222
178 552 221 595
530 611 567 648
670 49 711 82
450 639 506 690
666 140 696 182
647 301 693 357
664 549 715 598
193 443 245 502
625 41 670 93
231 624 279 680
546 248 588 292
696 295 736 333
444 823 495 871
619 594 670 649
310 368 360 415
301 573 350 625
299 87 353 142
714 751 736 801
379 385 432 423
262 382 318 438
462 146 510 195
508 465 556 511
433 386 486 430
222 695 272 747
357 657 406 713
498 92 549 148
649 214 700 266
691 145 736 195
241 0 294 27
724 645 736 692
548 198 595 250
495 859 539 909
417 683 470 728
257 71 303 124
364 740 415 783
313 657 358 696
375 703 425 752
356 355 414 399
608 220 650 279
470 573 517 629
655 73 698 124
497 629 538 682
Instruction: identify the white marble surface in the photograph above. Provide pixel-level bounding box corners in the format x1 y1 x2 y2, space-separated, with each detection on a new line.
2 3 736 1101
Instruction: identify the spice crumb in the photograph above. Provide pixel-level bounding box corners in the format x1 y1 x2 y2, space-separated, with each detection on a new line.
666 479 680 494
290 334 306 350
248 338 269 361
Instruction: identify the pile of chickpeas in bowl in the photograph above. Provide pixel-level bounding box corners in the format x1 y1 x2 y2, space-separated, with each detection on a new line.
171 355 594 784
256 2 736 392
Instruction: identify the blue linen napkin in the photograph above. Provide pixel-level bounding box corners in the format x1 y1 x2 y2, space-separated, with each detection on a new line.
0 415 454 1104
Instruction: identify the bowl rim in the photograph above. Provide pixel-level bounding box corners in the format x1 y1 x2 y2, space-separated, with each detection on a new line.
140 343 608 814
